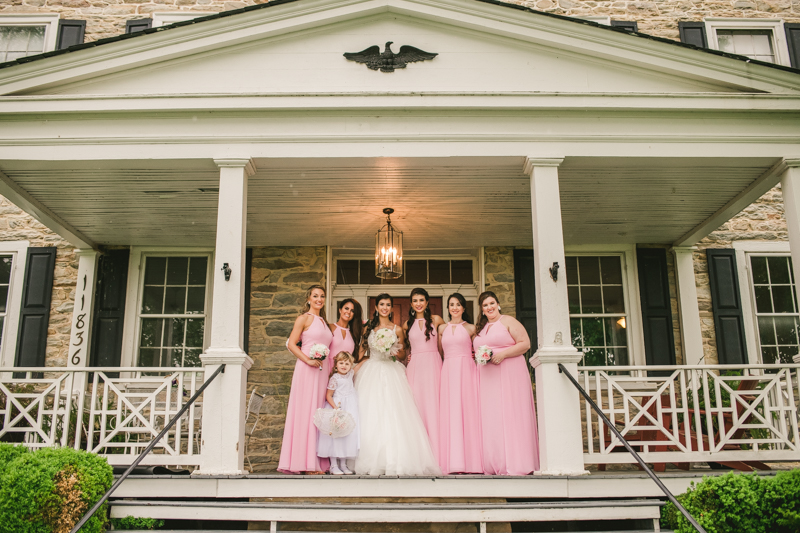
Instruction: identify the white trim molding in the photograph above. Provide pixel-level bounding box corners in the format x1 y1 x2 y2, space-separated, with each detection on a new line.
0 240 28 368
704 18 792 67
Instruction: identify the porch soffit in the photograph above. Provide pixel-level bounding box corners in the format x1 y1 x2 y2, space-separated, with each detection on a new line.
0 156 780 249
0 0 799 98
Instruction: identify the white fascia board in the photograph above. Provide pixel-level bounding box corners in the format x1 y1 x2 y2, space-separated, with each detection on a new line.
2 92 800 114
0 0 799 95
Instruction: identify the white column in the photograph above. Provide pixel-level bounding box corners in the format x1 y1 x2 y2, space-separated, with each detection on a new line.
524 157 587 476
197 158 255 475
67 250 98 393
780 160 800 311
670 246 705 365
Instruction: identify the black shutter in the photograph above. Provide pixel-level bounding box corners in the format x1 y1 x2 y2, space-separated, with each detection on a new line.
611 20 638 33
244 248 253 355
14 247 57 369
679 21 708 48
125 18 152 34
786 24 800 69
636 248 676 369
56 20 86 50
706 249 747 365
513 249 538 355
90 249 130 368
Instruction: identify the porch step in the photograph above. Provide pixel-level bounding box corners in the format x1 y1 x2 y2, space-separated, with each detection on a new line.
110 499 665 523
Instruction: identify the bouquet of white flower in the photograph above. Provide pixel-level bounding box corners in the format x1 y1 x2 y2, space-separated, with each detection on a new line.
373 329 399 360
474 345 493 366
308 343 329 371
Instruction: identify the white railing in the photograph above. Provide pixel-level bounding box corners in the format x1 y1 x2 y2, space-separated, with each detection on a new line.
0 367 206 467
579 364 800 466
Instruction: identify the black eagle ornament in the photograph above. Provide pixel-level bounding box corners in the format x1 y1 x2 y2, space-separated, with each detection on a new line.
344 41 437 72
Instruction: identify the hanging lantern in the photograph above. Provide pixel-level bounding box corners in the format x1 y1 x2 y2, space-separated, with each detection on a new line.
375 208 403 279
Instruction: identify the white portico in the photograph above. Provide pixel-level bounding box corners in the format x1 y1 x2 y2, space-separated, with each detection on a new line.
0 0 799 481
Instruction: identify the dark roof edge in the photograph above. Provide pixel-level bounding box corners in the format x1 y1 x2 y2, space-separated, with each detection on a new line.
1 0 798 77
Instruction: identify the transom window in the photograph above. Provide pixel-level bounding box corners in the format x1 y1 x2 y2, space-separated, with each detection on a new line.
749 255 799 364
0 255 13 349
717 30 775 63
336 259 473 285
137 256 209 367
567 255 629 367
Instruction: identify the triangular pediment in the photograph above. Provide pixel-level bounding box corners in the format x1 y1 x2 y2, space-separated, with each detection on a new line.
1 0 799 97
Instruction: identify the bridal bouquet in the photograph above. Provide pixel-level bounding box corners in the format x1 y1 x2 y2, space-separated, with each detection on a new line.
308 343 329 371
475 345 493 366
373 329 399 361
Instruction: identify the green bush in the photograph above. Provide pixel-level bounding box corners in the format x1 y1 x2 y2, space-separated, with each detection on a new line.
110 516 165 530
662 470 800 533
0 443 113 533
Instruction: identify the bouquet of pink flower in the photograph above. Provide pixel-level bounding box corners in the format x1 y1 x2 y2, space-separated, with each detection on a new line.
474 345 493 365
308 343 329 370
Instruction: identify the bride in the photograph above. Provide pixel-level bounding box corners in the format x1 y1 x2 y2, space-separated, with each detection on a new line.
354 293 441 476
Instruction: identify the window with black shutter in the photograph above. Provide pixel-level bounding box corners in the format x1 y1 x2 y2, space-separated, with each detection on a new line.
14 247 56 369
636 248 676 368
125 18 152 34
90 249 129 368
56 19 85 50
610 20 638 33
679 21 708 48
513 249 537 357
786 23 800 69
706 249 748 365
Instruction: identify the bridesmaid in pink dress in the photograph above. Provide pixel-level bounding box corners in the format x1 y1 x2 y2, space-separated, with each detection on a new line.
404 288 445 463
438 293 483 474
328 298 362 360
278 285 334 474
473 290 539 475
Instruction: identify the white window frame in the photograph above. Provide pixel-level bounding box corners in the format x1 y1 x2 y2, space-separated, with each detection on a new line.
121 247 214 368
0 14 60 59
576 16 611 26
0 241 28 368
151 12 205 28
733 240 794 365
565 244 646 367
704 18 791 67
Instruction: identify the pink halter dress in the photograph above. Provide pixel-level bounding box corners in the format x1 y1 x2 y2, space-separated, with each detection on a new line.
329 324 355 362
439 321 483 474
473 317 539 475
278 313 333 474
406 318 442 463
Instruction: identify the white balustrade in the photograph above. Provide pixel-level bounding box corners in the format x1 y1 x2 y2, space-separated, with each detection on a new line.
0 367 206 467
579 364 800 466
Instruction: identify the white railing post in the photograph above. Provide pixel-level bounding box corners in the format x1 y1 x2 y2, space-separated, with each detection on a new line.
780 159 800 308
524 158 587 476
671 246 705 366
196 158 255 475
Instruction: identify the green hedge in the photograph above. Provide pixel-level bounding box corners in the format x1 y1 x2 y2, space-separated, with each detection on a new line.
0 443 113 533
662 470 800 533
110 516 165 530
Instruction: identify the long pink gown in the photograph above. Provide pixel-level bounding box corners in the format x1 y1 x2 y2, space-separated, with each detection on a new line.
406 318 442 463
278 313 334 474
329 324 355 361
439 322 483 474
473 317 539 475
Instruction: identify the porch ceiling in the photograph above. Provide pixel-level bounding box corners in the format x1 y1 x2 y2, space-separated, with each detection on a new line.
0 156 780 248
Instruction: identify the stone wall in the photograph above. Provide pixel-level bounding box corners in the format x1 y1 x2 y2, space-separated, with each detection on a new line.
246 246 327 473
694 185 788 364
0 195 77 367
483 247 517 319
3 0 798 48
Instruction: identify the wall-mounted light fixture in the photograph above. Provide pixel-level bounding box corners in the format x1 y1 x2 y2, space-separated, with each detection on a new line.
549 261 559 282
221 263 232 282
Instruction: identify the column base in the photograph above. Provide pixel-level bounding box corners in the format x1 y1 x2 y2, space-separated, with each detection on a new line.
536 469 590 476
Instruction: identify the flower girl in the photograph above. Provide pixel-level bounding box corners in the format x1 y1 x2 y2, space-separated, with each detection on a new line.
317 351 360 475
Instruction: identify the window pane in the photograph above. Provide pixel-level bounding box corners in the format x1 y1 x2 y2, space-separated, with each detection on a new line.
772 285 795 313
581 317 604 348
164 318 186 347
184 349 202 367
761 346 778 365
600 256 622 284
580 286 602 314
139 318 163 348
568 286 580 314
566 256 578 285
188 257 207 285
754 286 773 313
768 256 791 284
0 286 8 314
603 285 624 313
607 347 629 366
716 30 775 63
186 318 204 348
141 286 164 314
429 260 450 284
758 316 776 346
578 257 600 285
583 347 605 366
751 256 768 284
0 256 12 285
604 317 627 347
359 260 381 285
405 260 427 284
778 346 799 364
336 260 359 284
166 257 189 285
0 316 4 348
774 316 798 345
138 348 161 367
186 286 205 314
451 260 473 284
144 257 166 285
0 26 46 62
163 286 186 314
162 348 179 367
570 317 582 348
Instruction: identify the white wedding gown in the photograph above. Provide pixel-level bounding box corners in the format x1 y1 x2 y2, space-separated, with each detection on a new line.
354 327 441 476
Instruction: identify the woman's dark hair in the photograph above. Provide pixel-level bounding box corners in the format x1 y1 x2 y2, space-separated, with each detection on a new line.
363 293 393 344
405 287 433 350
475 291 500 335
338 298 363 355
446 293 472 324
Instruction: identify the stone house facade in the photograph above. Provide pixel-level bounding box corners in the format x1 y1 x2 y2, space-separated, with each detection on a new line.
1 0 799 474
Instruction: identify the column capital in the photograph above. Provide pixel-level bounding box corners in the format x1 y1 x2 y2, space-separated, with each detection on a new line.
785 159 800 168
75 249 99 257
523 157 565 174
530 346 582 368
214 158 256 176
669 246 698 254
201 350 254 370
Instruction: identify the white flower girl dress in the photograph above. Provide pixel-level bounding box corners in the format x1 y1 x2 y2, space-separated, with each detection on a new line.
354 326 441 476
